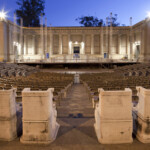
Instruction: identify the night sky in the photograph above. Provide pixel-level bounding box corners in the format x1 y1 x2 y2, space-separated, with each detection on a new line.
0 0 150 27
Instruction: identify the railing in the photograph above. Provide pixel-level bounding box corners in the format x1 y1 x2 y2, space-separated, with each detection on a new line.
16 58 137 64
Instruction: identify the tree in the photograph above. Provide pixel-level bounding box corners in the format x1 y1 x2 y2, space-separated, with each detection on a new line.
15 0 45 27
76 16 104 27
76 13 123 27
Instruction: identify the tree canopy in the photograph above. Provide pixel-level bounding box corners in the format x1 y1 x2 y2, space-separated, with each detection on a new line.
76 16 104 27
15 0 45 27
76 14 123 27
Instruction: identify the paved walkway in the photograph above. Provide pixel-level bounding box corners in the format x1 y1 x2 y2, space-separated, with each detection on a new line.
1 83 150 150
57 84 94 118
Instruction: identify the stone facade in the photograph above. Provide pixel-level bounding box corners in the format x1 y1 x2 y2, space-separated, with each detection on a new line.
0 18 150 62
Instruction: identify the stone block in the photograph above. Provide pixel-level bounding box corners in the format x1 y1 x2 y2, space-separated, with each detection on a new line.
133 110 150 143
21 88 60 144
94 118 133 144
136 86 150 119
0 89 17 141
0 89 17 118
22 88 54 121
98 88 132 120
133 87 150 143
94 88 133 144
74 74 80 84
0 116 17 141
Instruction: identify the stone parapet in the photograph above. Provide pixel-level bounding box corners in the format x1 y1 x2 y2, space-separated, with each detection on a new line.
133 86 150 143
0 89 17 141
20 88 60 144
94 88 133 144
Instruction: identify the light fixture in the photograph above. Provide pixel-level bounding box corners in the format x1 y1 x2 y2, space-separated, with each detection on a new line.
81 42 84 47
135 41 140 46
0 9 8 21
75 41 78 44
147 11 150 18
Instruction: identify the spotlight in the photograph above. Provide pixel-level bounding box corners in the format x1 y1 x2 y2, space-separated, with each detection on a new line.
0 9 8 21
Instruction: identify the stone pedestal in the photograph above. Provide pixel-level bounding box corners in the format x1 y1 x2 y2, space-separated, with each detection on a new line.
20 88 60 144
94 88 133 144
0 21 8 62
133 86 150 143
0 89 17 141
74 74 80 84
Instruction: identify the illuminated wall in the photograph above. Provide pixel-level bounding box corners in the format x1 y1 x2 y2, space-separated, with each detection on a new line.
1 18 150 62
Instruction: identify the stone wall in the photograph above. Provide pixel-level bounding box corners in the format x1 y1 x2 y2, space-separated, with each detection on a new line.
1 18 150 62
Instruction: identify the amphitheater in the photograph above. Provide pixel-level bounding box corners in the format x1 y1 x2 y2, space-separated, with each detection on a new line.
1 17 150 150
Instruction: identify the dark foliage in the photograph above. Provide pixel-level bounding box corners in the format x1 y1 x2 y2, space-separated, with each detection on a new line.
76 13 124 27
15 0 45 27
76 16 104 27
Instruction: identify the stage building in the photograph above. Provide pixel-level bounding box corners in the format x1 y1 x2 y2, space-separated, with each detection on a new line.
0 18 150 63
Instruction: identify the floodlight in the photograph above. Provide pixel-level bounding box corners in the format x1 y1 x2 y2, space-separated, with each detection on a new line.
0 9 8 21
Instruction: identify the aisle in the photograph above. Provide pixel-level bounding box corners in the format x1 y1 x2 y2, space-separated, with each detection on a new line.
57 83 94 118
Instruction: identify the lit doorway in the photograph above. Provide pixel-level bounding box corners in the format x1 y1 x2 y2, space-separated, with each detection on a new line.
135 45 140 59
73 47 80 58
74 47 80 54
104 53 108 58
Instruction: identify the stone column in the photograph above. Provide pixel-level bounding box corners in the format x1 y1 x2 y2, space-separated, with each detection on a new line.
142 19 150 61
117 34 121 54
129 28 133 59
50 31 53 57
106 18 109 56
32 35 35 55
68 34 71 54
126 34 129 56
100 27 104 55
26 35 28 55
140 24 145 60
91 34 94 54
59 34 62 55
23 35 27 55
9 26 12 56
109 26 113 56
127 34 130 59
82 34 85 54
0 21 8 61
19 19 23 56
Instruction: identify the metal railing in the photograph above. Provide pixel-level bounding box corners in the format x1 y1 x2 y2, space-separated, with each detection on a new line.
16 58 137 64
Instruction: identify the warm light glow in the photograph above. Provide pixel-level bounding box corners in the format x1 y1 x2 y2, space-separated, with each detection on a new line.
13 41 21 55
81 42 84 46
0 9 8 21
147 12 150 18
75 41 78 44
135 41 141 46
69 41 72 47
